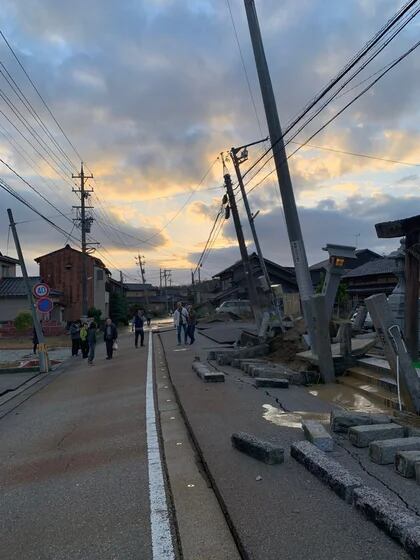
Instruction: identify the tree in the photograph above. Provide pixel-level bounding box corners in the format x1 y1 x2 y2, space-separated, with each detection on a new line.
110 292 128 325
14 311 33 332
87 306 102 325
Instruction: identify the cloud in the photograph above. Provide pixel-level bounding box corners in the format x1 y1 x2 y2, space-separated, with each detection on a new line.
1 0 420 283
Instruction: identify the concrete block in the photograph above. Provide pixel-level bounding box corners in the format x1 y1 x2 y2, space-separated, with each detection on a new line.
231 432 284 465
302 420 334 452
416 461 420 485
348 424 404 448
330 410 392 434
192 362 225 383
352 486 420 555
369 437 420 465
290 441 363 502
395 450 420 478
254 378 289 389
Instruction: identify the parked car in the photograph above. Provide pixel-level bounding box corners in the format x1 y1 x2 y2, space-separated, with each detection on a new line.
350 310 373 330
215 300 252 316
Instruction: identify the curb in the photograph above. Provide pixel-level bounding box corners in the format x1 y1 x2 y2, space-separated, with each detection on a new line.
291 440 420 559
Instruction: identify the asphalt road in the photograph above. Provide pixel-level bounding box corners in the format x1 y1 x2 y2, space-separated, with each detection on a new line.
158 327 411 560
0 329 161 560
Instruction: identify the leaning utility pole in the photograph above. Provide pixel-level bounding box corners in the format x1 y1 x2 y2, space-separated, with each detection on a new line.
7 208 49 373
136 254 150 310
231 140 274 301
72 162 94 319
244 0 315 338
222 153 261 321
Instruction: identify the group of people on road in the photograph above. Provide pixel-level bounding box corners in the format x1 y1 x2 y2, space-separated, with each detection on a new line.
69 318 118 365
173 301 197 345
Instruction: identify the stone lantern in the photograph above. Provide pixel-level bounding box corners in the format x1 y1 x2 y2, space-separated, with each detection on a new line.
388 238 406 332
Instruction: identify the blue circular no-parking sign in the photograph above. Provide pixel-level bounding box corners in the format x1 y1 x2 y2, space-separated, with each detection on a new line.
37 297 53 313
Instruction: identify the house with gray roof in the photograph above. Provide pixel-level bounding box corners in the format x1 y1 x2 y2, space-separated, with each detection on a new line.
342 257 398 303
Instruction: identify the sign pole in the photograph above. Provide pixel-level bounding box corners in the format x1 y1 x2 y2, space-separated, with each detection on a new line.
7 209 49 373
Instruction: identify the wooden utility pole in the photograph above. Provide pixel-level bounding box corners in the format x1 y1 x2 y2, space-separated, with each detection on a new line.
231 141 276 310
7 208 49 373
244 0 315 339
72 162 93 318
222 153 260 321
136 254 150 310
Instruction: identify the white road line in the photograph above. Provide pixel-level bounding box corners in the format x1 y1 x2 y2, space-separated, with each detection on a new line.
146 331 175 559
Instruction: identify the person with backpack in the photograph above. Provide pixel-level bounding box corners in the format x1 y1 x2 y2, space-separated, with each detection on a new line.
187 305 197 344
104 318 118 359
87 322 97 365
80 322 89 359
173 301 188 345
132 309 145 348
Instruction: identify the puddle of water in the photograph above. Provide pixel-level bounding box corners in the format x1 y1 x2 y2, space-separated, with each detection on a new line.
262 404 330 428
307 384 386 413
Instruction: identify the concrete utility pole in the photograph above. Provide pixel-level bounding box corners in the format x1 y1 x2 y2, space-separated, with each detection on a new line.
72 162 93 319
136 254 150 310
163 269 171 313
222 153 261 321
244 0 315 338
7 208 49 373
231 140 276 308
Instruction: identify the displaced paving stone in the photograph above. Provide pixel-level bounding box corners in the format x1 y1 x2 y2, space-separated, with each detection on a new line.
395 450 420 478
348 424 404 448
290 441 363 502
302 420 334 452
231 432 284 465
352 486 420 556
330 410 392 434
369 437 420 465
254 378 289 389
192 362 225 383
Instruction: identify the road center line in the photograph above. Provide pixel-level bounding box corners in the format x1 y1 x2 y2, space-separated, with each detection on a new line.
146 331 175 559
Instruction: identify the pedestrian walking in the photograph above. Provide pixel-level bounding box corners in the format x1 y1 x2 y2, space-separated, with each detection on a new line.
187 305 197 344
132 309 145 348
87 322 97 365
104 317 118 360
173 301 188 345
146 310 152 328
69 321 81 357
32 319 43 354
80 322 89 359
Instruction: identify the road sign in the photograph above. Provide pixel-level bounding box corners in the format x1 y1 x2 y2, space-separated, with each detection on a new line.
37 297 53 313
33 282 50 298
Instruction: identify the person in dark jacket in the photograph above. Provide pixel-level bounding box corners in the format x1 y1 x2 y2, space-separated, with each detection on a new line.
104 318 118 359
32 320 43 354
187 305 197 344
132 310 145 348
69 322 81 356
87 322 97 365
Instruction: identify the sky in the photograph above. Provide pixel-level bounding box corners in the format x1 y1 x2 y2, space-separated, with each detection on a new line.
0 0 419 285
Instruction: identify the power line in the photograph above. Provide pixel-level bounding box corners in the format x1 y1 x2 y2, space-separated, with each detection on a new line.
243 37 420 197
241 0 420 181
144 157 218 242
0 30 83 163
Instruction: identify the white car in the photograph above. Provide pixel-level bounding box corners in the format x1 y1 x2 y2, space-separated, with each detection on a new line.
215 300 252 316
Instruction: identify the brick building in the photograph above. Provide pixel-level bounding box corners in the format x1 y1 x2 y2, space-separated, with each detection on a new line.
35 245 111 322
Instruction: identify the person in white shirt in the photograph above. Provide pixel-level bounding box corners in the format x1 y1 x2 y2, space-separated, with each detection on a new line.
173 301 189 345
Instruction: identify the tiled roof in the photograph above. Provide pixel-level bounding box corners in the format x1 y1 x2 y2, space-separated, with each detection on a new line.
0 252 19 265
124 283 154 291
0 277 63 297
343 258 396 279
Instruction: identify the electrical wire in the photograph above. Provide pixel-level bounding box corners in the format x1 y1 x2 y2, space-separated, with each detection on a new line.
241 0 420 181
243 38 420 197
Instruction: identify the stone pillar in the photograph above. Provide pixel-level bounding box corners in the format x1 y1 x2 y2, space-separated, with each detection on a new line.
388 239 406 333
366 293 420 414
311 294 335 383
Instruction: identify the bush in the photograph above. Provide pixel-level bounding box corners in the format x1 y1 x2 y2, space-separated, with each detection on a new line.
14 311 33 332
